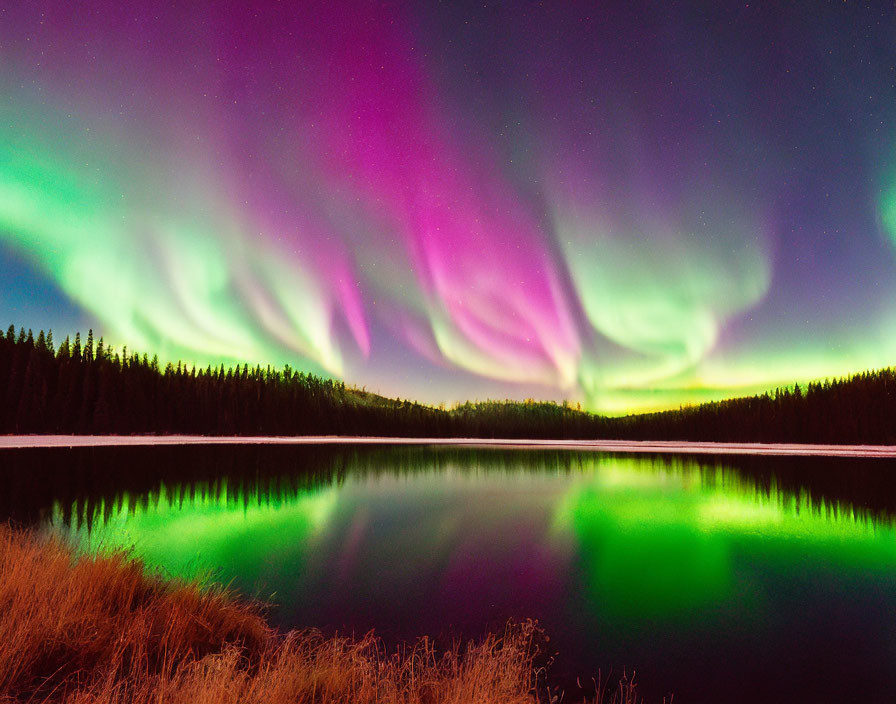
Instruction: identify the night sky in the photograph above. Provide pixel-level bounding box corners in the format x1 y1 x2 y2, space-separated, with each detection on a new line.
1 1 894 413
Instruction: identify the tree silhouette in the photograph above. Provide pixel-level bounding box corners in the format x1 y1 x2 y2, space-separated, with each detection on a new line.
1 323 894 443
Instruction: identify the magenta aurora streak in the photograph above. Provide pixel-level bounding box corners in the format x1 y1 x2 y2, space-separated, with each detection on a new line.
1 1 895 413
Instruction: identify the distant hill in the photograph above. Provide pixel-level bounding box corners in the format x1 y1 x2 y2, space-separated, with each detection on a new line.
2 324 895 444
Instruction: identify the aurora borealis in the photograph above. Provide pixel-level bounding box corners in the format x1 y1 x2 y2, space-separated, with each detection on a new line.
1 2 895 412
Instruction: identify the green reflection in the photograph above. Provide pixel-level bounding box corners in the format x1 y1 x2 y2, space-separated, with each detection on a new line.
59 480 338 586
49 449 896 639
554 459 896 623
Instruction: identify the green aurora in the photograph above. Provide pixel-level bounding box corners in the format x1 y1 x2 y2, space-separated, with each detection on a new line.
3 2 896 413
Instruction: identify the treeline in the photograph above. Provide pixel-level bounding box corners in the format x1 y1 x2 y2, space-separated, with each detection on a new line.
2 324 895 443
614 372 896 444
0 325 599 438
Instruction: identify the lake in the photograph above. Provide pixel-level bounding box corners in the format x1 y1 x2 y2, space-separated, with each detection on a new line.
3 443 896 703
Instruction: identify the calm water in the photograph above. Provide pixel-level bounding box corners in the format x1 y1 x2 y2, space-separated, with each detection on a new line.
4 444 896 702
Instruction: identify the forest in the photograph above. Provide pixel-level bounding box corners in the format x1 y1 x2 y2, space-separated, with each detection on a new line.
2 325 895 444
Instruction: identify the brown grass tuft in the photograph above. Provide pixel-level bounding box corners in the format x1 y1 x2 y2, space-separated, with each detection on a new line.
0 523 647 703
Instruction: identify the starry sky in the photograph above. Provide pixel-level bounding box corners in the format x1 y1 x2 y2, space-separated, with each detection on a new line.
1 1 895 414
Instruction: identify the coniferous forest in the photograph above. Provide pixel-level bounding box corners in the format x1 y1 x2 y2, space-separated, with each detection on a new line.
2 324 895 443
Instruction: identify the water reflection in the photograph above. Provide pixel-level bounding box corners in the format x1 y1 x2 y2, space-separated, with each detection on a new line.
39 450 896 630
3 445 896 703
555 461 896 626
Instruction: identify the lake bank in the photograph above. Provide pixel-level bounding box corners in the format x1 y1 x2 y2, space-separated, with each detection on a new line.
3 434 896 457
0 524 634 704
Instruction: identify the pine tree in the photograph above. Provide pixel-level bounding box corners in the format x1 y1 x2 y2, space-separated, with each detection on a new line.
85 329 94 363
57 336 71 360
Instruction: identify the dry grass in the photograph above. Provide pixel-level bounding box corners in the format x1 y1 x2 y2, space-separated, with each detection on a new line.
0 524 647 704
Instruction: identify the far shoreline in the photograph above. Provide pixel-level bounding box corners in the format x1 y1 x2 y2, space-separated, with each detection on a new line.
2 435 896 458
